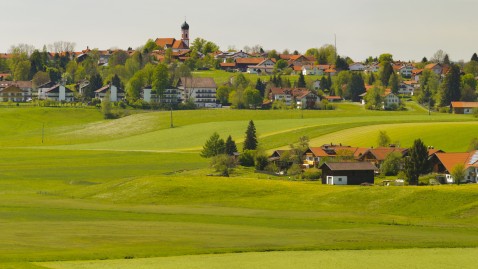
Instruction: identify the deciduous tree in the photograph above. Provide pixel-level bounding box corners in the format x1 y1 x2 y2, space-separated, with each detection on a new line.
377 130 391 147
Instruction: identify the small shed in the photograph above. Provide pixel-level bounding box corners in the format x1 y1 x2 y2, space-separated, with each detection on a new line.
319 162 377 185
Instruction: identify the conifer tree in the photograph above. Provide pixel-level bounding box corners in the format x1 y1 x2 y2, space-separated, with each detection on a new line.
404 139 428 185
200 132 225 158
389 73 399 94
368 72 375 85
243 120 258 151
471 53 478 62
297 72 306 88
225 135 238 155
381 61 393 86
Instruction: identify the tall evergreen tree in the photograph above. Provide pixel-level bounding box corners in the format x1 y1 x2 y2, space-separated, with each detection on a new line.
381 61 393 86
111 74 121 88
320 76 328 91
335 55 349 70
421 57 428 63
243 120 258 151
368 72 375 85
327 74 332 91
471 53 478 62
404 139 428 185
297 72 306 88
347 73 366 102
255 78 266 97
389 72 399 94
440 64 461 106
88 73 103 99
443 54 451 65
225 135 238 155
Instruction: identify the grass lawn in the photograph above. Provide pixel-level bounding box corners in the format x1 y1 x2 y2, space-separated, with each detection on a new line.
39 248 478 269
1 105 478 268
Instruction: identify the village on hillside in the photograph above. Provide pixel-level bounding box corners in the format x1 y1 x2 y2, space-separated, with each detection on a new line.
267 142 478 186
1 21 478 114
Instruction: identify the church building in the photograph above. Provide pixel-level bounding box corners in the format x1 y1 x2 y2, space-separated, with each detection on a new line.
154 21 190 52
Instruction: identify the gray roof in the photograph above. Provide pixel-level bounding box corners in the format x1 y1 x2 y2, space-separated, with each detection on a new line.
320 162 378 171
180 77 216 88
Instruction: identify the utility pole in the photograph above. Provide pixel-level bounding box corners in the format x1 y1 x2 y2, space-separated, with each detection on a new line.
42 123 44 144
170 106 174 128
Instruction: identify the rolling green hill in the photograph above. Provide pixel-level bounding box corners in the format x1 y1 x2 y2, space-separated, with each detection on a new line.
1 104 478 268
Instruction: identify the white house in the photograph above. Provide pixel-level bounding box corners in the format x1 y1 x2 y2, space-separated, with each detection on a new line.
433 151 478 183
399 65 414 77
349 62 366 71
366 63 380 73
247 59 275 74
177 77 217 107
270 88 319 109
398 82 415 95
383 91 400 109
302 65 323 76
45 84 75 102
95 85 125 102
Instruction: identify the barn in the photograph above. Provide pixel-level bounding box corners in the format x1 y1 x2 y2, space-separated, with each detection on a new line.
319 162 377 185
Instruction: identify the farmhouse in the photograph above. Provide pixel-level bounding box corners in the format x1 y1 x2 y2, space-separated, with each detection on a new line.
269 88 319 109
303 145 368 168
429 151 478 183
451 102 478 114
320 162 377 185
357 147 408 168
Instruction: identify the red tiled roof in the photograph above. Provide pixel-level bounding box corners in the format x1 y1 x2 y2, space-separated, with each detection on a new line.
155 38 176 48
362 147 408 161
321 162 378 171
435 152 472 173
235 58 265 65
451 102 478 108
220 62 236 67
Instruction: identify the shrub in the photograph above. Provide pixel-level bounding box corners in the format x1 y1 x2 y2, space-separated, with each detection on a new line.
473 108 478 118
239 150 255 167
287 163 303 176
303 168 321 180
255 155 269 171
210 154 236 176
438 106 450 113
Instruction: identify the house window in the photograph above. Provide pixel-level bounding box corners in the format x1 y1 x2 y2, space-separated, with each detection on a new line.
338 178 342 182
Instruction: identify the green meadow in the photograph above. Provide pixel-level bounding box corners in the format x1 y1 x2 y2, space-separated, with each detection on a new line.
1 103 478 268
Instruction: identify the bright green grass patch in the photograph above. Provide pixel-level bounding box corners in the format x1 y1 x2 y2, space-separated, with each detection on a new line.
308 122 478 151
192 70 323 86
38 248 478 269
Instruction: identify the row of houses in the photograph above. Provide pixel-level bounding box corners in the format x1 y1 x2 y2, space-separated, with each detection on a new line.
0 77 218 107
270 143 478 185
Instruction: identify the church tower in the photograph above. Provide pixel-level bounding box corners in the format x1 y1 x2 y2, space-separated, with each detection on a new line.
181 21 190 48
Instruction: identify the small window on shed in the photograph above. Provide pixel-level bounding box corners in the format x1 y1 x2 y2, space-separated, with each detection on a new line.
338 178 342 182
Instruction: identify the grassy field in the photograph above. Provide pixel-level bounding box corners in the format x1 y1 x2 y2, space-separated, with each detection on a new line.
192 69 323 85
39 248 478 269
1 105 478 268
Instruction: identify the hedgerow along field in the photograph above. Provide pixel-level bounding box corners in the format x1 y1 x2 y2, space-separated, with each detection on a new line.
1 104 478 268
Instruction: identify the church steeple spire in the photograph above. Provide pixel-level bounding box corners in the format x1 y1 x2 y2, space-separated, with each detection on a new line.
181 20 190 47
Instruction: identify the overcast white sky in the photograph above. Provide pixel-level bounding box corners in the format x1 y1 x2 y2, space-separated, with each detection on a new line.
2 0 478 62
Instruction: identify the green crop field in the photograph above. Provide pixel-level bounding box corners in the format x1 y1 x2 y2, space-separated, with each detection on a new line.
1 104 478 268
